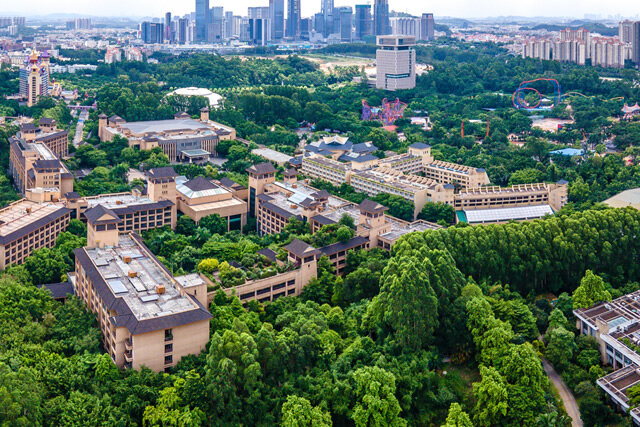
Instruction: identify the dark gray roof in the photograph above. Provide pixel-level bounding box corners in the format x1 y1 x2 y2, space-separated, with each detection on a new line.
310 214 336 226
174 111 190 118
246 162 276 175
20 123 37 131
285 239 321 258
319 236 369 256
184 176 218 192
40 281 75 299
340 153 378 163
65 191 81 199
0 206 71 245
257 248 277 262
36 130 68 143
311 190 330 199
38 117 55 125
146 166 177 179
289 157 303 166
84 205 122 225
261 201 300 220
256 193 274 202
557 179 569 185
299 198 316 208
359 199 388 214
409 142 431 149
108 115 124 122
98 113 108 119
109 200 174 216
33 159 62 170
351 142 378 153
218 177 245 190
283 168 297 177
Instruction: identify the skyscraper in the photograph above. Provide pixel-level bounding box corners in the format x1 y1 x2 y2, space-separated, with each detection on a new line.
140 22 165 44
178 18 189 44
286 0 300 39
321 0 334 37
421 13 435 41
355 5 372 40
374 0 390 36
633 22 640 65
165 12 172 42
338 7 352 42
376 35 416 91
195 0 210 42
225 11 233 39
620 20 635 44
269 0 284 40
208 7 224 42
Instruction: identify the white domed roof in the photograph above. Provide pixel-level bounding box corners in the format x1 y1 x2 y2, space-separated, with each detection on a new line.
167 87 223 108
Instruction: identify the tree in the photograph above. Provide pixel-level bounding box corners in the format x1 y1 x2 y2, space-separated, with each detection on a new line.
198 258 219 273
572 270 612 309
546 308 569 332
199 214 227 235
176 215 198 236
417 202 455 224
545 326 576 372
336 226 353 243
281 395 332 427
338 213 355 229
23 248 68 285
351 366 406 427
443 403 472 427
472 366 508 427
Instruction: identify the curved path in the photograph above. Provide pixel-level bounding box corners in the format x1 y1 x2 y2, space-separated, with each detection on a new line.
541 358 583 427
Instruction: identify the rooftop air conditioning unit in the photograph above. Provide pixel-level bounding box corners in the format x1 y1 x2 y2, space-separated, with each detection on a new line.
128 271 137 278
156 284 165 294
123 255 132 263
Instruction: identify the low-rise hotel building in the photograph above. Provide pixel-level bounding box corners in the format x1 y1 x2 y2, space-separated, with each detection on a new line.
72 213 211 372
0 199 71 269
9 128 73 202
574 291 640 424
98 108 235 163
175 175 247 230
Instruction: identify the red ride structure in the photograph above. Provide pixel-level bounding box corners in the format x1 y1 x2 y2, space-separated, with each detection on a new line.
362 98 408 126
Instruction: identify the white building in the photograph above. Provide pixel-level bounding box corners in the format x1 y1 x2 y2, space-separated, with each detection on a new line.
375 34 416 91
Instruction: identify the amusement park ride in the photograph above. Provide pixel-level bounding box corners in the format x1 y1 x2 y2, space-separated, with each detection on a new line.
512 78 562 111
361 98 408 126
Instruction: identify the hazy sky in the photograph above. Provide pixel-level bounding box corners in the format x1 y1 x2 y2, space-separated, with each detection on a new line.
2 0 639 19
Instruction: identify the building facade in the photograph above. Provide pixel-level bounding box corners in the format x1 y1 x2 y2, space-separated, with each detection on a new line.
376 35 416 91
73 224 211 372
373 0 390 36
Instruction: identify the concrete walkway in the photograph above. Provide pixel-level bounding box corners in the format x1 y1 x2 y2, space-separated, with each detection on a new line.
542 358 583 427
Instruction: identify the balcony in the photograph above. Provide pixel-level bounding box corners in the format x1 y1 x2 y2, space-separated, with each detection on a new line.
124 350 133 363
124 338 132 350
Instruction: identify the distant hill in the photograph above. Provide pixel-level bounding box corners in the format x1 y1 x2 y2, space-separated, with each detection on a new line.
521 22 618 36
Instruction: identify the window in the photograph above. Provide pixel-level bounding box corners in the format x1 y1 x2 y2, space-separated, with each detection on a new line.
165 343 173 353
164 329 173 342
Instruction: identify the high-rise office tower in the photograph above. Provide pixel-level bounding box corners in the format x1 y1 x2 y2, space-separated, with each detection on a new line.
376 35 416 91
321 0 334 37
633 22 640 65
286 0 301 39
140 22 165 44
391 17 420 38
300 18 311 40
178 18 189 44
620 20 635 44
224 11 233 38
338 7 352 42
421 13 435 41
165 12 172 42
269 0 284 40
195 0 210 41
208 6 224 42
374 0 390 36
249 18 269 45
355 5 372 40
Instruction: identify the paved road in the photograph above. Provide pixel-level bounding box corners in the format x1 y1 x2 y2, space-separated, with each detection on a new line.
73 110 89 147
542 358 583 427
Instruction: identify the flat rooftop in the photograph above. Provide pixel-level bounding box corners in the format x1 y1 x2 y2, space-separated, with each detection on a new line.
0 200 68 239
604 188 640 210
268 181 348 212
381 218 441 242
252 147 293 164
116 119 210 135
84 234 197 321
85 193 160 210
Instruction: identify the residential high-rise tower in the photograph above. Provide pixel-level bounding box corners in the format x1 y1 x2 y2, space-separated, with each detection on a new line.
195 0 210 42
269 0 284 40
355 4 372 40
373 0 390 36
286 0 301 39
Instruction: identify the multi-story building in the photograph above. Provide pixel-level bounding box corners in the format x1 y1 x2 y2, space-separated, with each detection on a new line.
390 17 421 39
13 119 68 159
420 13 435 41
376 35 416 91
64 167 177 231
619 20 635 44
175 175 247 229
140 22 165 44
19 50 50 107
522 39 553 61
338 7 353 42
104 47 122 64
195 0 210 42
355 5 372 40
269 0 284 40
286 0 301 39
98 108 235 162
373 0 390 36
72 222 211 372
0 199 71 269
633 22 640 66
574 290 640 423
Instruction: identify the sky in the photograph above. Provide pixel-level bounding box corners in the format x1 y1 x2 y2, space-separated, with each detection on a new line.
2 0 639 20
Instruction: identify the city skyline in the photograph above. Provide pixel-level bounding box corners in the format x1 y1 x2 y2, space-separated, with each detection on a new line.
2 0 640 20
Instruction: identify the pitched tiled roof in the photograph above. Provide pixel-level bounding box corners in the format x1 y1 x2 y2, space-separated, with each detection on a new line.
246 162 276 175
257 248 277 262
359 199 388 214
319 236 369 256
218 177 245 190
409 142 431 149
38 117 55 125
33 159 63 170
40 281 75 299
184 176 218 192
146 166 177 179
285 239 321 258
84 204 122 225
283 168 297 177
